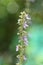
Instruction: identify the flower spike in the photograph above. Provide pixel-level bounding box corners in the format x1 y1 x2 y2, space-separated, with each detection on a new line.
16 11 31 65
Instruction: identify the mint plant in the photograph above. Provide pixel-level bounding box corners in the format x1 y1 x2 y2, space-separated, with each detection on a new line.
16 11 31 65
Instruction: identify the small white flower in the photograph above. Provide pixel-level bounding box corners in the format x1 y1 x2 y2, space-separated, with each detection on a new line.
23 22 28 29
20 11 26 15
19 15 23 18
16 63 19 65
17 33 20 35
18 40 21 43
18 19 21 24
16 45 19 51
23 36 28 45
17 55 20 59
23 36 27 41
25 14 31 20
24 41 28 46
18 19 21 22
23 56 27 61
22 31 27 36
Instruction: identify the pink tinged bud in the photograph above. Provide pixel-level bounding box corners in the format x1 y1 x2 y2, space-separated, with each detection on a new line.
25 14 31 20
18 40 21 43
23 36 28 45
16 45 19 51
23 22 28 29
24 41 28 46
23 36 27 42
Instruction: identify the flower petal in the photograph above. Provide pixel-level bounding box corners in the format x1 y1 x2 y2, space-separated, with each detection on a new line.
16 45 19 51
25 14 31 20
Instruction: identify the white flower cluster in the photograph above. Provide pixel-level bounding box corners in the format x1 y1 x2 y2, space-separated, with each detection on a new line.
16 11 31 65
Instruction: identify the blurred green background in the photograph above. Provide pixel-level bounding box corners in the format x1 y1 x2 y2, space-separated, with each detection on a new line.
0 0 43 65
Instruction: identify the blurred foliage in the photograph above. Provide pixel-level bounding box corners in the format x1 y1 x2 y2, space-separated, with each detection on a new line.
0 0 25 51
0 0 25 65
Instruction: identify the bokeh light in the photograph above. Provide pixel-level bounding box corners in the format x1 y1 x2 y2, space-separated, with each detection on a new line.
7 2 19 14
0 0 14 6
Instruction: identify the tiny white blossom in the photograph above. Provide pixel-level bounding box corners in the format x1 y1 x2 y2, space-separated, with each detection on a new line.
23 22 28 29
16 45 19 51
18 19 21 22
17 33 20 35
20 12 23 15
23 36 28 45
17 55 20 59
17 19 21 24
23 36 28 42
25 14 31 20
18 40 21 43
24 41 28 46
23 56 27 61
20 11 26 15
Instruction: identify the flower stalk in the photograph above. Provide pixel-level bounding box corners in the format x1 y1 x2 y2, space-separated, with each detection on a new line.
16 11 31 65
